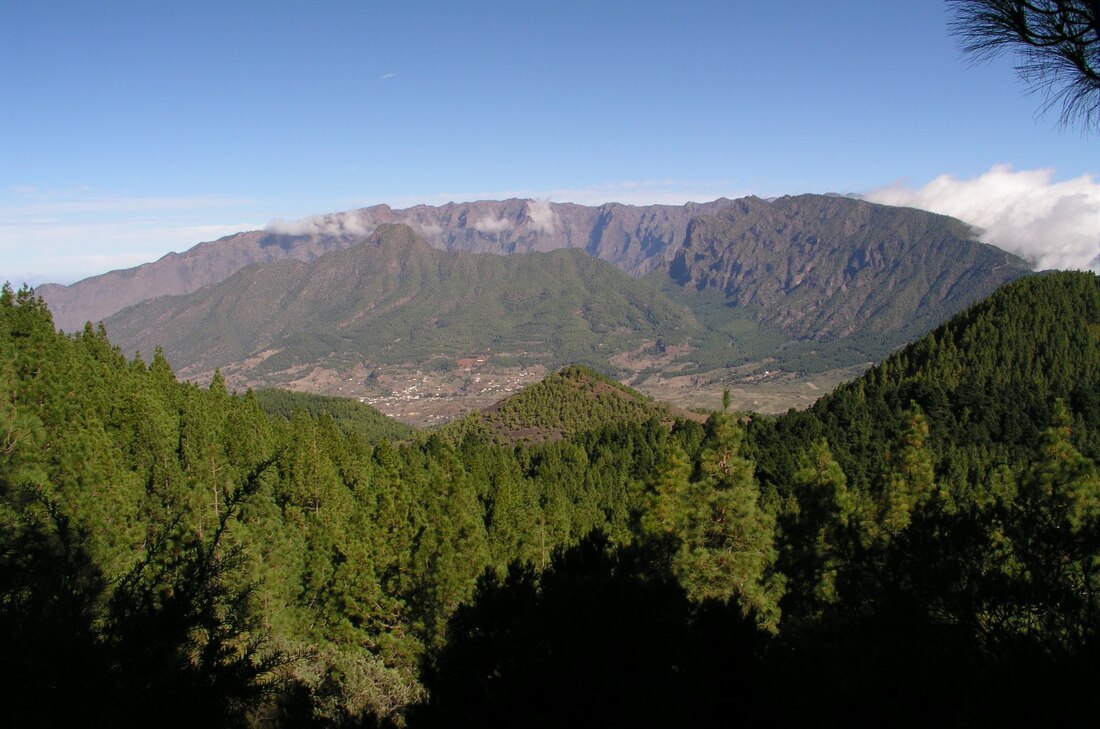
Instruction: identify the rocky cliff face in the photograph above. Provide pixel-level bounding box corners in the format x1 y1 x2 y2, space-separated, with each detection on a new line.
37 198 740 331
664 195 1030 339
38 195 1032 339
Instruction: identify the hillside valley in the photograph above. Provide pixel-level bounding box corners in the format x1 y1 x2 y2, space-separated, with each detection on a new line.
95 197 1031 425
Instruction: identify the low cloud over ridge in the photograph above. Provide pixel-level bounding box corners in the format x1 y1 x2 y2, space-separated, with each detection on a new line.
866 165 1100 272
265 211 370 238
525 199 557 234
471 215 513 234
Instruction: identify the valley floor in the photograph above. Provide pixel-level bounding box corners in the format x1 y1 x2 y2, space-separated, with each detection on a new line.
221 359 873 427
630 362 871 416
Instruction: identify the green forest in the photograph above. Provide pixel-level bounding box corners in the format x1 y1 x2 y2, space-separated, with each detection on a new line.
2 271 1099 727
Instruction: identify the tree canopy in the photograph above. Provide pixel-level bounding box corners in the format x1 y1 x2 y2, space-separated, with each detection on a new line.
3 273 1100 725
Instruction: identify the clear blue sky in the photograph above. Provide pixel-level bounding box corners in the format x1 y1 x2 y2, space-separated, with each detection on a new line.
2 0 1096 284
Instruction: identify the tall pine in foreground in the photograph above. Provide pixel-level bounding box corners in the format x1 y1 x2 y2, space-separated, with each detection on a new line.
645 411 783 631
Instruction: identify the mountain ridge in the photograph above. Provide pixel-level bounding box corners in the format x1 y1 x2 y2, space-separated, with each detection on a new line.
665 194 1024 339
38 197 743 331
103 224 697 393
101 212 1033 423
36 194 1019 334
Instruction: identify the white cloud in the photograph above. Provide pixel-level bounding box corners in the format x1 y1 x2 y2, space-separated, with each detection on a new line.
866 165 1100 272
412 221 444 239
525 198 558 234
471 215 513 234
265 211 371 238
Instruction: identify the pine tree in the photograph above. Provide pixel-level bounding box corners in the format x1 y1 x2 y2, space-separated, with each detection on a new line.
645 413 783 631
1008 400 1100 645
788 438 855 612
878 403 939 539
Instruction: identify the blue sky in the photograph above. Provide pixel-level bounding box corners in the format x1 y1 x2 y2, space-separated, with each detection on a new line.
2 0 1097 285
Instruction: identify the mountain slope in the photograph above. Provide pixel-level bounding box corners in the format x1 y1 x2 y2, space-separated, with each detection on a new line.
103 224 696 387
665 194 1031 340
96 198 1037 422
35 228 357 334
37 198 739 332
749 270 1100 496
37 195 1029 336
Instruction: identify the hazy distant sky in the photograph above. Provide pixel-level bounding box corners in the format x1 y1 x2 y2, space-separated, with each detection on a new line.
2 0 1097 285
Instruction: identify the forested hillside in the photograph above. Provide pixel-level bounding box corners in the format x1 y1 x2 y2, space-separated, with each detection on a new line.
252 388 414 442
666 194 1027 339
103 224 695 385
441 364 693 445
2 272 1098 726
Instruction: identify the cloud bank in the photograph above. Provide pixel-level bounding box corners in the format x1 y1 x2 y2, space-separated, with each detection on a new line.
412 221 444 239
866 165 1100 272
265 211 372 238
